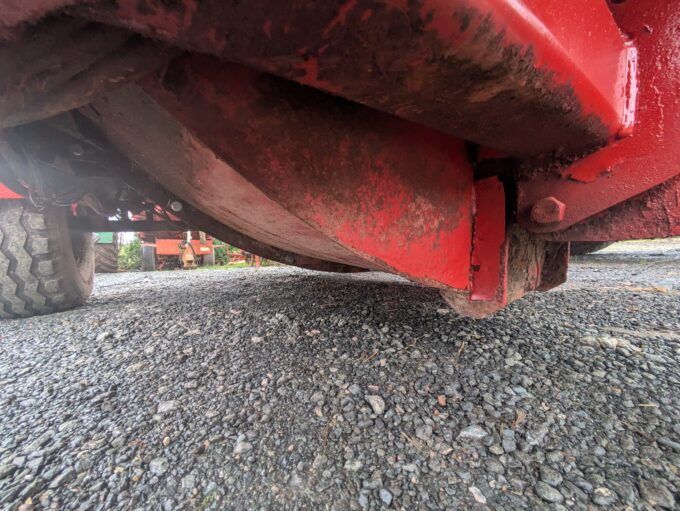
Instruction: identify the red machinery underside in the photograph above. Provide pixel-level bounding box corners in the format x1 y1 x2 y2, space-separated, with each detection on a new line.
0 0 678 316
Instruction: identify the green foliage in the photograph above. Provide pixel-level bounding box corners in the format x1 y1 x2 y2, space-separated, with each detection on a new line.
214 244 229 265
118 236 142 270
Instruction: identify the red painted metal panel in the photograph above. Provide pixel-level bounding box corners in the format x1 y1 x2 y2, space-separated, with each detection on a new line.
0 183 22 199
518 0 680 232
74 0 630 156
87 86 381 269
471 178 506 302
140 56 475 290
544 174 680 242
155 238 212 256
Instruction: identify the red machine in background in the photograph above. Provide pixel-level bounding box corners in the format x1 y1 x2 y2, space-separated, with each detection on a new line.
140 230 214 271
130 209 215 270
0 0 678 319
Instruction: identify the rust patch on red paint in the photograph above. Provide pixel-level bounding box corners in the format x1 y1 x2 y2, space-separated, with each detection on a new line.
441 226 567 318
292 56 341 94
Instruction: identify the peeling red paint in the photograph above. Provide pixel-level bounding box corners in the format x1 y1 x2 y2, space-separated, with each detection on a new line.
292 56 341 94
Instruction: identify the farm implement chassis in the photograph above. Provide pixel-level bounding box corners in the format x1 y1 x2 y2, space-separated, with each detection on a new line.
0 0 678 318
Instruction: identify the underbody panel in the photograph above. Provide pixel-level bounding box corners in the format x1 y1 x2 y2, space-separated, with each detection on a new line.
0 0 678 317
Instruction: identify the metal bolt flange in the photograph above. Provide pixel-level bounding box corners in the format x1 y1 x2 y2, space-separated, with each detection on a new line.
530 196 566 224
168 200 184 213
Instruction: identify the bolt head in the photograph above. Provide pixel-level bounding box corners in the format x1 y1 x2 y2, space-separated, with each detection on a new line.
169 200 183 213
530 196 566 224
68 143 84 157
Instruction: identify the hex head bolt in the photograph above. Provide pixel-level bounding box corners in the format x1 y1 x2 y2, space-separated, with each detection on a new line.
530 197 566 224
168 200 184 213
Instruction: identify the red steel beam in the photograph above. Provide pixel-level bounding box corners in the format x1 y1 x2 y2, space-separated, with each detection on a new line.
471 177 506 302
68 0 631 156
518 0 680 232
140 56 475 290
544 174 680 242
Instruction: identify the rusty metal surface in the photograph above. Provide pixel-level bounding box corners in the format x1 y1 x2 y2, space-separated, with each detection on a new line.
0 18 178 128
0 0 75 39
66 0 630 156
1 39 178 128
441 227 568 318
518 0 680 232
0 0 675 318
139 56 475 290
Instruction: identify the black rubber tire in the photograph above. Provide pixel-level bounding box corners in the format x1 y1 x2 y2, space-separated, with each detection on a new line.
0 200 94 319
141 244 156 272
570 241 614 256
95 242 118 273
202 252 215 266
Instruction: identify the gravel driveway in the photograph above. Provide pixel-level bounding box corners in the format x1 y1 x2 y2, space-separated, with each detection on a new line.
1 241 679 510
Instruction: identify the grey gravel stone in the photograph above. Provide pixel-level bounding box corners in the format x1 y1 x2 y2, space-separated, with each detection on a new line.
149 457 169 476
540 466 563 487
233 440 253 455
0 241 678 510
457 425 488 441
157 400 179 414
592 487 617 506
48 467 75 489
526 424 549 446
535 481 564 503
344 459 363 472
379 488 393 506
364 395 385 415
415 424 433 442
468 486 487 504
639 480 675 509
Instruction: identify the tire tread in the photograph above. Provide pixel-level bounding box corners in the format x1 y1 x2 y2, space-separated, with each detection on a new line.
0 201 92 319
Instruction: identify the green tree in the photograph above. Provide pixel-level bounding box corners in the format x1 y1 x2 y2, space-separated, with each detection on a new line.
118 236 142 270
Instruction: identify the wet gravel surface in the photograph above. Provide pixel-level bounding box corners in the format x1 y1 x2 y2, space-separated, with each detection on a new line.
0 242 679 510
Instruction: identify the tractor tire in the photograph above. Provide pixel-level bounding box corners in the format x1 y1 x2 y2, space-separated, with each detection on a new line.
0 200 94 319
570 241 614 256
141 244 156 271
202 252 215 266
95 242 118 273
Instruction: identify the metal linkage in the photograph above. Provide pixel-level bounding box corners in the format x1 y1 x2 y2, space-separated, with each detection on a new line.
518 0 680 233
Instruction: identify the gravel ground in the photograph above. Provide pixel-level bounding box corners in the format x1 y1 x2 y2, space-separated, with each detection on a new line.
0 241 679 511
